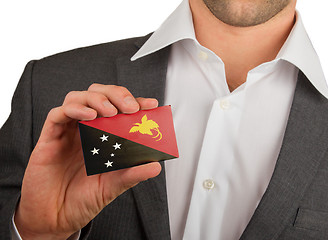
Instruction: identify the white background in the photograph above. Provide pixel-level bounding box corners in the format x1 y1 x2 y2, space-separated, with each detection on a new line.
0 0 327 127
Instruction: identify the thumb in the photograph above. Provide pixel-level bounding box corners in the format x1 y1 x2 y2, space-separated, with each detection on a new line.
100 162 162 204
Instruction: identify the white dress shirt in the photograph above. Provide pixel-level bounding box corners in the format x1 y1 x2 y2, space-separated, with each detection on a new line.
13 0 328 239
132 0 328 239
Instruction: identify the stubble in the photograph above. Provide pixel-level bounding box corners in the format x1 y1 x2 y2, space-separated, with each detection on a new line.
203 0 291 27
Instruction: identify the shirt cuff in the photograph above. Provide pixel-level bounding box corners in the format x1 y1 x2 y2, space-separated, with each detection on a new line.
11 212 81 240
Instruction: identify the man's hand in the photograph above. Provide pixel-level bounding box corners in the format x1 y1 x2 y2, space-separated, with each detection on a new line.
14 84 161 240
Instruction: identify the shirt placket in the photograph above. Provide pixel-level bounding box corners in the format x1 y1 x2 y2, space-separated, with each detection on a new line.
183 47 246 239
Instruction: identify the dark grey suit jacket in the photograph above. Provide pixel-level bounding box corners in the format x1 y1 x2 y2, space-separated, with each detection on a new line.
0 35 328 240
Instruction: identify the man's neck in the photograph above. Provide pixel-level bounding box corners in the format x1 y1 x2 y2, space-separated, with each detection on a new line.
189 0 296 91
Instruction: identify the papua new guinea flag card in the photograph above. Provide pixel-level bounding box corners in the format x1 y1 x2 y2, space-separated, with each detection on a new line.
78 105 179 175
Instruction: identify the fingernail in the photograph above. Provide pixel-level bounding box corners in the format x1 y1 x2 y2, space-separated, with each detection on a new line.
148 98 158 107
102 100 117 117
124 96 137 106
103 100 113 109
83 107 95 113
83 107 97 119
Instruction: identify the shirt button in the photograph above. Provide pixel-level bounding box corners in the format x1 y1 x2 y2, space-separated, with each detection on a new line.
219 99 230 110
203 179 215 190
198 51 208 61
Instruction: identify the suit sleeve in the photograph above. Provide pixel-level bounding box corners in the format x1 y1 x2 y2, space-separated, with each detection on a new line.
0 61 35 239
0 61 92 239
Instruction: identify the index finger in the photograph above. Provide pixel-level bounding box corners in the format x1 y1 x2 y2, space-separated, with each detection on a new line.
88 84 140 114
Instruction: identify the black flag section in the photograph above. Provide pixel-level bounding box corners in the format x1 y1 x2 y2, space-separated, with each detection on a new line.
79 124 176 175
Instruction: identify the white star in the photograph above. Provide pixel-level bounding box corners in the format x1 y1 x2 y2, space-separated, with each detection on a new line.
104 160 113 168
110 153 115 157
100 134 109 142
91 147 100 155
113 142 121 150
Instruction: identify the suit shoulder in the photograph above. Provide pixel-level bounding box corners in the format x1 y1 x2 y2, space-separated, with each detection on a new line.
28 34 152 88
27 34 152 112
35 34 152 67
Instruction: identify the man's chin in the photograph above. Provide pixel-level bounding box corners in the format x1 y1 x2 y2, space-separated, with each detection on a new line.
203 0 292 27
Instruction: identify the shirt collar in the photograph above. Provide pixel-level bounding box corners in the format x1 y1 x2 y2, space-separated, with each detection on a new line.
132 0 328 98
276 12 328 98
131 0 195 61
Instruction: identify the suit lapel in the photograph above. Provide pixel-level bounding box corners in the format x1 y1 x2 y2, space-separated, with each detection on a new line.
240 71 328 240
116 36 170 107
132 162 171 240
116 39 171 239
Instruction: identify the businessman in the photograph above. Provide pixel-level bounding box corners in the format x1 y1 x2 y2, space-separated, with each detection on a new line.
1 0 328 239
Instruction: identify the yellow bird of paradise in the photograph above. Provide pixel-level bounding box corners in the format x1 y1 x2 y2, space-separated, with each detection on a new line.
129 114 163 141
